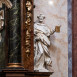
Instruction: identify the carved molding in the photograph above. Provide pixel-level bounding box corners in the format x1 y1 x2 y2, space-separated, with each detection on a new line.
25 0 33 56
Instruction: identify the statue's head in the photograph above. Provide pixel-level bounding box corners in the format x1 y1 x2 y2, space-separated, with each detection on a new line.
37 14 45 22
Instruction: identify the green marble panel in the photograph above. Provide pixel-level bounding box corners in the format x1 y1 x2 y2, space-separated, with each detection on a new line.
8 0 21 63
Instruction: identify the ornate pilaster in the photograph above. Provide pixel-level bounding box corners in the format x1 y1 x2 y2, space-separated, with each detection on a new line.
25 0 33 56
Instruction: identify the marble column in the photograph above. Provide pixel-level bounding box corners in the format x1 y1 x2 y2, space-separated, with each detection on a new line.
7 0 22 68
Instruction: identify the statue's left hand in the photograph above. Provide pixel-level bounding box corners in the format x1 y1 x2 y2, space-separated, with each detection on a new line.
55 26 61 33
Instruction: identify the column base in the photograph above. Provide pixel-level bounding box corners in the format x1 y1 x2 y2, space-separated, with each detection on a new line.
7 63 23 68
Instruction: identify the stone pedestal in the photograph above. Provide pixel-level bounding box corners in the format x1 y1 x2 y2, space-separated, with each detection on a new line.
1 69 53 77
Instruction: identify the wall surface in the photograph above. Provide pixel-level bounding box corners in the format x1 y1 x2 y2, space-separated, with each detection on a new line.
34 0 69 77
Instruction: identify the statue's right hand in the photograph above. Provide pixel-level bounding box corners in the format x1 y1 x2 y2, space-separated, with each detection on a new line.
35 36 40 40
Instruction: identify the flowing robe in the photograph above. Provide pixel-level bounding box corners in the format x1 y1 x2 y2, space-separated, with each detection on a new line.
34 23 52 72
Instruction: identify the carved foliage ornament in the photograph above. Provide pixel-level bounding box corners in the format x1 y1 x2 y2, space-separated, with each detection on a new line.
25 0 33 56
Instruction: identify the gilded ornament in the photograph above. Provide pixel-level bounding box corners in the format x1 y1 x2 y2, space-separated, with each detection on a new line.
26 49 30 53
25 0 32 55
26 1 32 11
27 12 32 18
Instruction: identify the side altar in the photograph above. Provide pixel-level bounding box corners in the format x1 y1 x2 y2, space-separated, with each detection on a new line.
0 0 54 77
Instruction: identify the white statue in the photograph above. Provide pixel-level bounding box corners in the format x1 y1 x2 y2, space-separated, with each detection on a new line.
0 0 12 42
34 14 60 72
0 0 12 8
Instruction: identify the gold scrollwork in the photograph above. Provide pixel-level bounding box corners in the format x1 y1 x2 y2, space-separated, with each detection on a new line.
27 12 32 18
25 18 31 23
26 1 32 11
25 0 33 57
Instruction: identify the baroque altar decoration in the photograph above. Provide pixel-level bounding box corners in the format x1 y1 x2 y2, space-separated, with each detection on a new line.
0 0 62 77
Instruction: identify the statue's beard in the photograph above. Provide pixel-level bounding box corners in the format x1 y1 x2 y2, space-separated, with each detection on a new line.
39 20 43 23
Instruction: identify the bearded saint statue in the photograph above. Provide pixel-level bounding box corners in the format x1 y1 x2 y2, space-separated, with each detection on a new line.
34 14 60 72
